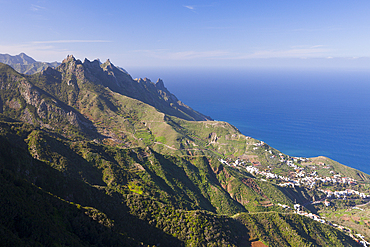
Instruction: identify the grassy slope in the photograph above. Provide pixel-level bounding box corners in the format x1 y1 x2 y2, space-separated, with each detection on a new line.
320 202 370 241
310 156 370 182
235 212 357 247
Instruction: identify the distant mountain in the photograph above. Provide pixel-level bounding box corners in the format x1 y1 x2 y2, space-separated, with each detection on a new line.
0 53 60 74
0 52 36 64
0 54 367 246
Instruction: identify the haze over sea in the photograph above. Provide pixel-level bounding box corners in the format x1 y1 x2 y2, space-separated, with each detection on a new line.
130 67 370 174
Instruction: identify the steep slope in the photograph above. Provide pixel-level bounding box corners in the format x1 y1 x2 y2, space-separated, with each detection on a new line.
0 120 185 246
28 55 211 121
0 63 96 139
0 116 358 246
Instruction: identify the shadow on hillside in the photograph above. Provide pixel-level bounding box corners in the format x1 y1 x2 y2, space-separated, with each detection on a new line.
277 186 318 214
140 150 218 212
0 133 184 246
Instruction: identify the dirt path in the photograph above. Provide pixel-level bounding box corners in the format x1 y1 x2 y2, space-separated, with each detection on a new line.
355 199 370 207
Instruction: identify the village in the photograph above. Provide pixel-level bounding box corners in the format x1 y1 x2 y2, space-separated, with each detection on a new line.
219 156 368 198
219 141 369 200
219 146 370 246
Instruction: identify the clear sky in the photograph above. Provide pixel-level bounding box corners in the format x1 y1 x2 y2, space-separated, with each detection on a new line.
1 1 370 70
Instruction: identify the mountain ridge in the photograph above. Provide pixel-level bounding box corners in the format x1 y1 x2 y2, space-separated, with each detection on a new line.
0 53 368 246
0 52 37 64
0 53 60 75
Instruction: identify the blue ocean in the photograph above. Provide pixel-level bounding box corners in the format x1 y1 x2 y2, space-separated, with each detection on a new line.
129 67 370 174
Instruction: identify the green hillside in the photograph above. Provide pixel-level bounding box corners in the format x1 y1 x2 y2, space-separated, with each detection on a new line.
0 55 367 246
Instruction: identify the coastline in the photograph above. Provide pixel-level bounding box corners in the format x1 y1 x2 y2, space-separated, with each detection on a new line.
129 67 370 175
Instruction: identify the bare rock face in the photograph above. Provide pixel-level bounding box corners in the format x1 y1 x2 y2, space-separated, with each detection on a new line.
66 111 79 126
1 70 82 129
36 99 82 128
59 55 86 86
208 132 218 143
6 98 21 110
155 78 166 90
19 80 42 106
21 108 34 124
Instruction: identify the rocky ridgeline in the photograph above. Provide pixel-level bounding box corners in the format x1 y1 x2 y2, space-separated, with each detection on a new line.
44 55 211 121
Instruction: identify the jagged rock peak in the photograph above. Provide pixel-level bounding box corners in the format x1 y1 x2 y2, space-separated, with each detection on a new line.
102 59 114 68
156 78 166 90
63 55 75 62
83 58 101 68
83 58 101 64
62 55 80 64
62 55 82 65
101 59 117 73
136 77 153 84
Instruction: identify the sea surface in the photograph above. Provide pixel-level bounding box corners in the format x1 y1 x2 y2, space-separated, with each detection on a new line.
129 67 370 174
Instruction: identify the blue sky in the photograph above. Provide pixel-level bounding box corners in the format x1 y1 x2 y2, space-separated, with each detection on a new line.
1 1 370 69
